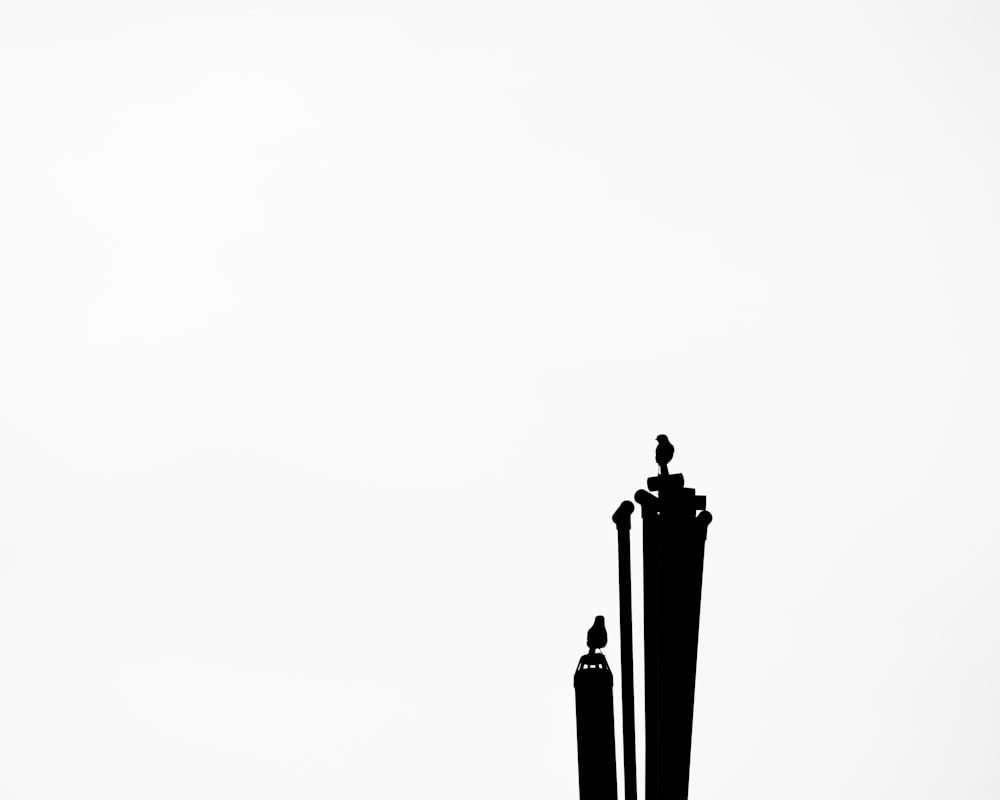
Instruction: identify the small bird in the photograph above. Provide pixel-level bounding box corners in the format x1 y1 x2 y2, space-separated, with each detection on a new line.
587 615 608 653
655 434 674 475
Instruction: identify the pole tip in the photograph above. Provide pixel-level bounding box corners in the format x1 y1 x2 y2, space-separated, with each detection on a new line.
612 500 635 526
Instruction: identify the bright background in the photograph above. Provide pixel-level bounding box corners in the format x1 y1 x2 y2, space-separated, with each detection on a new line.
2 2 999 798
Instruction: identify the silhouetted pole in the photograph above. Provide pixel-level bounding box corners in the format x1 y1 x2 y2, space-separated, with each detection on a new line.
574 625 618 800
638 437 713 800
636 488 661 800
613 501 638 800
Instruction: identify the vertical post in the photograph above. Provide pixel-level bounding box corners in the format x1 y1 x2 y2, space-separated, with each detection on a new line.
641 467 712 800
575 649 618 800
613 501 638 800
635 490 661 800
656 490 700 800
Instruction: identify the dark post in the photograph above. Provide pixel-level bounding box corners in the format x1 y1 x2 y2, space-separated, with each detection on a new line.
574 622 618 800
639 436 713 800
613 501 638 800
635 488 662 799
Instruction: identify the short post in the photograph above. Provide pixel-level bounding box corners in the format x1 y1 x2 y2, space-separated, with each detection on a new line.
574 626 618 800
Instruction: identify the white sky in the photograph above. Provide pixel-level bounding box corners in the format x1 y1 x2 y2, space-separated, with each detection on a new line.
2 2 999 798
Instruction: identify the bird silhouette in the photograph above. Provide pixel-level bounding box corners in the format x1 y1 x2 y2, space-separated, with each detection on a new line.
587 615 608 653
655 434 674 475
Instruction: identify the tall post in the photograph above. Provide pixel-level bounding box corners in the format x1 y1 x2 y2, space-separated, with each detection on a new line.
638 436 713 800
613 501 638 800
636 489 661 800
574 628 618 800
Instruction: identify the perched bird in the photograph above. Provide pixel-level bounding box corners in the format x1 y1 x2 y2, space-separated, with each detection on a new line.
587 615 608 653
655 434 674 474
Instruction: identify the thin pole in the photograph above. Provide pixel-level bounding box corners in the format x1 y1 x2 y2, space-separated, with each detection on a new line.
636 491 660 800
613 501 637 800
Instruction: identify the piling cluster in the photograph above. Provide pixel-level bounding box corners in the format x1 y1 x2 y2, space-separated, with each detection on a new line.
574 435 713 800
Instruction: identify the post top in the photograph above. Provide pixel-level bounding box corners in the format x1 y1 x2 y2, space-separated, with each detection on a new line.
574 652 614 687
612 500 635 527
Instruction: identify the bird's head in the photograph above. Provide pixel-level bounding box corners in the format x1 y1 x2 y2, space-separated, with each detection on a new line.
595 615 605 624
656 434 670 444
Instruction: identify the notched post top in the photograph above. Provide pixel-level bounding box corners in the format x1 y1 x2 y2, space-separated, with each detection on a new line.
575 616 613 684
